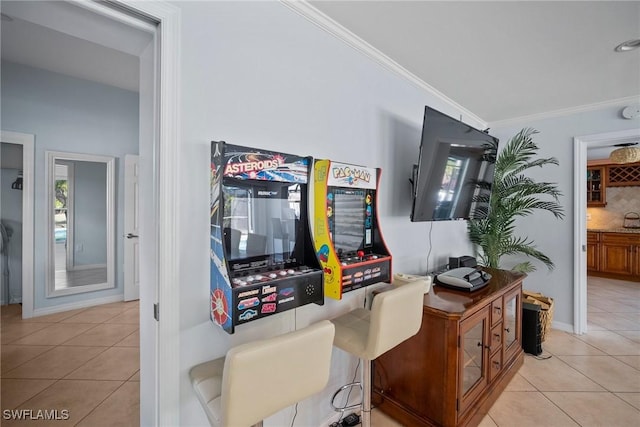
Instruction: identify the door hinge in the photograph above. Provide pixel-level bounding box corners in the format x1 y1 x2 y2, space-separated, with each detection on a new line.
153 303 159 321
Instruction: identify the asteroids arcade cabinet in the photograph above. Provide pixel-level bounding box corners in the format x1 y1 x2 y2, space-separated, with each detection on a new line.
210 142 324 333
313 160 392 300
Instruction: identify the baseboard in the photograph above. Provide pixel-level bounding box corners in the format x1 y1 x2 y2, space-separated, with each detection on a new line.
69 263 107 271
551 320 574 334
31 294 124 318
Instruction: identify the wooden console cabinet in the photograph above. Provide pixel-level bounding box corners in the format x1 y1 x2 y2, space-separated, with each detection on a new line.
372 269 525 427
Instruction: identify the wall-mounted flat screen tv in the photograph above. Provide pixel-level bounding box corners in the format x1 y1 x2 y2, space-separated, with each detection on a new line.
410 106 499 222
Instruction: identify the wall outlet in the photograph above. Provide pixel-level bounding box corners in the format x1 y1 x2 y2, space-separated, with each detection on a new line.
586 213 592 221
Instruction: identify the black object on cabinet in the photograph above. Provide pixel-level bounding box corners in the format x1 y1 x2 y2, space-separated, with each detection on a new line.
522 302 543 355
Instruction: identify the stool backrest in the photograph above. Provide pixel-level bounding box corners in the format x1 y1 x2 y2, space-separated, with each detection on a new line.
366 281 424 359
222 320 335 426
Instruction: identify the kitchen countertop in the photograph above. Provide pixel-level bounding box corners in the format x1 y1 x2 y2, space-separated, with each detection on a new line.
588 228 640 234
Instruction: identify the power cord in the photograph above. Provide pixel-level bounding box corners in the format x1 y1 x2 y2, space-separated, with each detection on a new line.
529 352 553 360
290 402 298 427
426 220 434 271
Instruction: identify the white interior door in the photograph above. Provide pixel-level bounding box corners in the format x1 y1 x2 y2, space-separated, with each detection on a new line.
124 154 140 301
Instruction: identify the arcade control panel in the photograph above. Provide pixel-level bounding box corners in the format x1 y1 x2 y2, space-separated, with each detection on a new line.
338 250 383 266
230 266 323 325
337 250 391 294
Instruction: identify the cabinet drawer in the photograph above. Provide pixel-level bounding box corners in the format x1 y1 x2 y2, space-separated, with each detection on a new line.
587 232 600 243
601 233 640 245
489 351 502 382
490 323 503 353
491 298 503 326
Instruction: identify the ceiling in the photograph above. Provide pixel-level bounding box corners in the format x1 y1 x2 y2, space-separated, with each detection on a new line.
306 0 640 125
1 1 639 124
1 1 152 92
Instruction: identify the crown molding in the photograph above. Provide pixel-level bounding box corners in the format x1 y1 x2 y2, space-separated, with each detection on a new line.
488 96 640 128
280 0 487 128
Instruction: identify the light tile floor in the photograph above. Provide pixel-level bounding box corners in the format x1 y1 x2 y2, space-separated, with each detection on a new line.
2 277 638 427
1 300 139 426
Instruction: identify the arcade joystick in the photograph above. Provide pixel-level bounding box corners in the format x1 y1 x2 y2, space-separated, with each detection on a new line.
357 250 365 261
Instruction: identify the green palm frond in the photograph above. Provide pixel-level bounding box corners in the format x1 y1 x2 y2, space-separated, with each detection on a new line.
468 128 564 272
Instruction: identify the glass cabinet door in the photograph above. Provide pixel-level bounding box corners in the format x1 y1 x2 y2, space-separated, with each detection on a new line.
459 308 489 414
503 288 522 363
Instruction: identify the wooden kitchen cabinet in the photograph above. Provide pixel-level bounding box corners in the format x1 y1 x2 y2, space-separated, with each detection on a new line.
587 231 600 272
607 162 640 187
587 166 606 207
372 269 525 427
600 233 640 279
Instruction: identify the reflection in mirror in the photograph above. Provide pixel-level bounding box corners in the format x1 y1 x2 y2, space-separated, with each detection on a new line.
46 151 115 297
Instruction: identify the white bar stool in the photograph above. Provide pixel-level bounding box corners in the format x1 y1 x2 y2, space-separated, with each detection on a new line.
330 280 425 427
190 320 335 427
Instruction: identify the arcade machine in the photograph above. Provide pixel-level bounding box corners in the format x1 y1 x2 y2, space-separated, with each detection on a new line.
210 141 324 334
313 160 392 300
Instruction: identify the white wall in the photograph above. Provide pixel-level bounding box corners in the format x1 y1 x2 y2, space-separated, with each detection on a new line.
0 61 138 310
490 106 639 329
176 2 480 426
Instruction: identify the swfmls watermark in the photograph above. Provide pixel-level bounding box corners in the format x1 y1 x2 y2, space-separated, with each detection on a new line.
2 409 70 421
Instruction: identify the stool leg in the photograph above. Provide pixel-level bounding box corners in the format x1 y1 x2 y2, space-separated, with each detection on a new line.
362 358 371 427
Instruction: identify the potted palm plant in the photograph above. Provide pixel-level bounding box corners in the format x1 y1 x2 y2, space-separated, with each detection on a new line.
468 128 565 273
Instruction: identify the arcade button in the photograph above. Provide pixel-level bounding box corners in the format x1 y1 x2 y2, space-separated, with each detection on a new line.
286 269 295 274
268 273 277 279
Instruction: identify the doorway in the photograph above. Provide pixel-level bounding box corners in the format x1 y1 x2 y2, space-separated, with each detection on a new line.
573 128 640 335
0 132 34 318
1 1 179 424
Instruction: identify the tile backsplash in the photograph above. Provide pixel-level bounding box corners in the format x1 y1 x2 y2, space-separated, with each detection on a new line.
587 186 640 229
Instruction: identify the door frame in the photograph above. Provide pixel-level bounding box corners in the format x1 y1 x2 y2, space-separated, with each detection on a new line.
572 128 640 335
70 1 181 425
0 131 35 318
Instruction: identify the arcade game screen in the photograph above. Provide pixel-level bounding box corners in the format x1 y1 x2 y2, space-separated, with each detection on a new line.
332 189 367 255
223 181 300 263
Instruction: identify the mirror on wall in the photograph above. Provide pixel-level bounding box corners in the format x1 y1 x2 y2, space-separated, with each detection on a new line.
46 151 115 297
